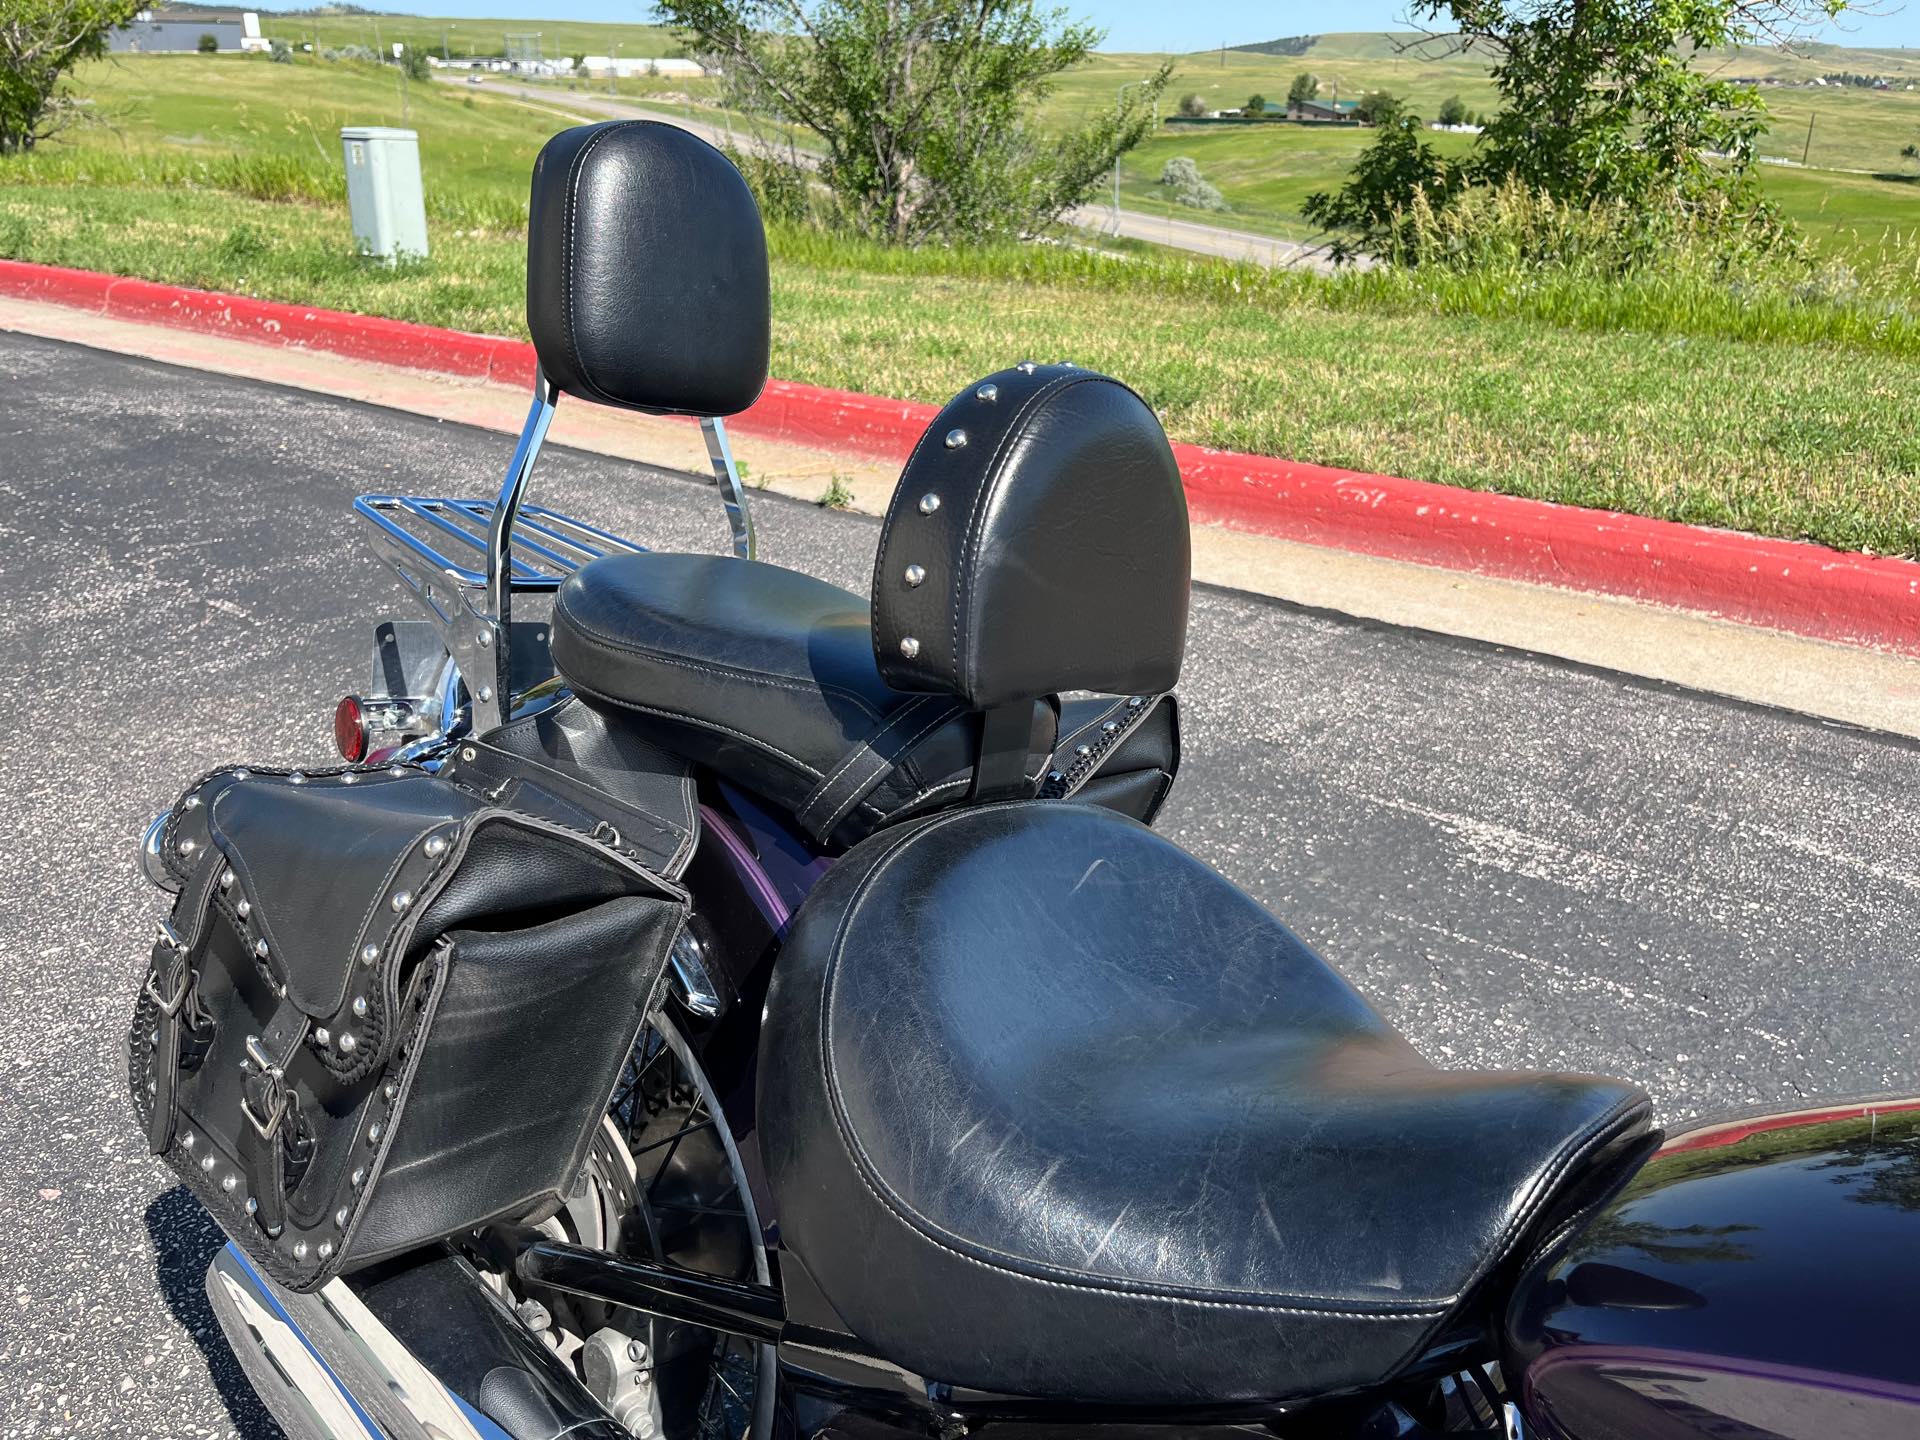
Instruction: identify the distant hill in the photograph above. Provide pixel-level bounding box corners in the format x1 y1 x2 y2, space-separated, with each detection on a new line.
1228 32 1434 61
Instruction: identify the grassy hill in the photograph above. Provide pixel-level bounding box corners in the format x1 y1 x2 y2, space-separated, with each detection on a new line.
6 46 1920 558
255 9 685 60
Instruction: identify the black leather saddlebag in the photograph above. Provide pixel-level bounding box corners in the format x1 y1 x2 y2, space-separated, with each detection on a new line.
127 763 685 1293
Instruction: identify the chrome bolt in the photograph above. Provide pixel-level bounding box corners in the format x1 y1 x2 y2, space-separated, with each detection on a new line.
460 747 477 762
899 636 921 660
904 564 926 587
944 428 968 450
477 626 493 647
478 685 494 702
918 492 941 515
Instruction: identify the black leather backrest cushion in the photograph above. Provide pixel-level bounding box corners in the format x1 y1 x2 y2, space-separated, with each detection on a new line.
871 365 1190 709
526 121 769 417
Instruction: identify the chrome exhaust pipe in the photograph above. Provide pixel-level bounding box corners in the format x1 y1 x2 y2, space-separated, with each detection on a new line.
204 1242 505 1440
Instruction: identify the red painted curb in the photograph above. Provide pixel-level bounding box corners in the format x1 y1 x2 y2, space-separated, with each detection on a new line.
5 258 1916 655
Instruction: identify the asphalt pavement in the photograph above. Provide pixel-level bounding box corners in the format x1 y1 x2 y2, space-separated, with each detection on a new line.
3 329 1918 1437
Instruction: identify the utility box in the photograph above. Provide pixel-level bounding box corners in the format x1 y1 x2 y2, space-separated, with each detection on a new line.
340 127 429 263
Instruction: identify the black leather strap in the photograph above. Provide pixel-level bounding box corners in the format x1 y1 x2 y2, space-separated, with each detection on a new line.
240 1004 309 1237
143 855 226 1155
793 696 964 844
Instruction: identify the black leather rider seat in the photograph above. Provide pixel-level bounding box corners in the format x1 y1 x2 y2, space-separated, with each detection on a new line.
759 803 1653 1405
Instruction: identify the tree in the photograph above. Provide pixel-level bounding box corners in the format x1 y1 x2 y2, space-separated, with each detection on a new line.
0 0 143 154
656 0 1170 245
1177 92 1207 117
1287 71 1319 107
1437 93 1468 126
1303 113 1461 257
1244 92 1267 115
398 44 431 81
1352 88 1403 125
1159 154 1228 210
1403 0 1846 211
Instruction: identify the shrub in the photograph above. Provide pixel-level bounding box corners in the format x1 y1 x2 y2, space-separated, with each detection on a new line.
197 33 218 54
1159 155 1228 212
268 39 292 64
1437 95 1467 127
1177 93 1207 118
1244 93 1267 115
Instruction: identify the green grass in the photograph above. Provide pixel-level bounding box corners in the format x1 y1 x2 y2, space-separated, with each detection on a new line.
256 13 684 61
8 51 1920 559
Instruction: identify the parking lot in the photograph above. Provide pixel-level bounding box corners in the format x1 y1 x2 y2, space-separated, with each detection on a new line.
3 329 1917 1436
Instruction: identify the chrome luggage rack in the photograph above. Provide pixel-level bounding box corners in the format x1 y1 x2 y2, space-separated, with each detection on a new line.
353 369 754 737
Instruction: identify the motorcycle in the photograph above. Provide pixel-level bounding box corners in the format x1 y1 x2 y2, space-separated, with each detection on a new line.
128 120 1920 1440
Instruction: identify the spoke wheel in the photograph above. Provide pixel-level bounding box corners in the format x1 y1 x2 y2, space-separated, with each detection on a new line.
500 1012 774 1440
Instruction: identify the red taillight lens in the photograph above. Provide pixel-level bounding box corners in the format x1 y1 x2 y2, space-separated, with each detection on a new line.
333 696 368 763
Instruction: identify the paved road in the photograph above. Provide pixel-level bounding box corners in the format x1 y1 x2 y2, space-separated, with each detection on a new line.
449 75 1342 271
4 330 1918 1436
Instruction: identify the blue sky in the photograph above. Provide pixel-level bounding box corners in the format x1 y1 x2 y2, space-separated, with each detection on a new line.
356 1 1920 55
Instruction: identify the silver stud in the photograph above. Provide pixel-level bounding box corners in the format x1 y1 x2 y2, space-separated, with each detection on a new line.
176 838 197 858
918 493 941 515
293 1241 308 1260
317 1242 334 1261
898 637 921 660
477 626 493 647
314 1028 331 1047
351 1167 367 1188
232 768 251 780
219 869 235 890
361 943 379 965
236 899 251 919
1047 770 1066 785
383 1082 398 1101
200 1153 217 1173
1017 360 1037 374
1127 696 1144 709
181 1132 195 1151
352 996 368 1018
221 1173 238 1193
341 772 357 785
976 384 999 403
183 795 201 811
288 772 306 785
264 1224 282 1239
338 1032 357 1055
254 938 269 959
903 564 926 588
944 428 968 450
478 686 494 702
245 1197 258 1216
335 1206 350 1228
460 747 477 762
1102 721 1121 736
1075 744 1093 759
390 890 412 913
368 1121 383 1144
424 836 447 858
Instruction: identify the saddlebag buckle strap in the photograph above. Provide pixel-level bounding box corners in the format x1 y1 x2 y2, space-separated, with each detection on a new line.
241 1078 288 1141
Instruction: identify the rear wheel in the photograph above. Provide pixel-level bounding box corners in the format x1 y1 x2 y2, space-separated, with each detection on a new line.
490 1011 774 1440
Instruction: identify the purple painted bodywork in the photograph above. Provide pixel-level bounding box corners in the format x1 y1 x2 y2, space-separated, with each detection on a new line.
703 784 833 935
1505 1095 1920 1440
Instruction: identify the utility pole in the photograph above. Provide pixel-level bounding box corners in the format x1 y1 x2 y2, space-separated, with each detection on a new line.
1802 111 1816 165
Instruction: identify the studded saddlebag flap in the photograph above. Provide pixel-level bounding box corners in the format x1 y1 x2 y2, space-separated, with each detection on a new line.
127 763 686 1293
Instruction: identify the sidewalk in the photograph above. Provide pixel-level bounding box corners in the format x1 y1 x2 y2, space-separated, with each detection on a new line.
6 290 1918 738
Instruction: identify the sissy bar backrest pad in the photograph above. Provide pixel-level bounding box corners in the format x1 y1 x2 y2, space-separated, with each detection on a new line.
128 762 687 1293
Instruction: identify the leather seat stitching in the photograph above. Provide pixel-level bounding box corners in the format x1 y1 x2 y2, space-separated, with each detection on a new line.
564 676 825 778
814 806 1454 1318
561 126 626 408
555 586 886 721
950 373 1091 696
818 703 962 836
798 696 937 829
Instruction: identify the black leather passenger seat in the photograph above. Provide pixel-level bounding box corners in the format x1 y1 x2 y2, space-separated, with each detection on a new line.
758 802 1653 1404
